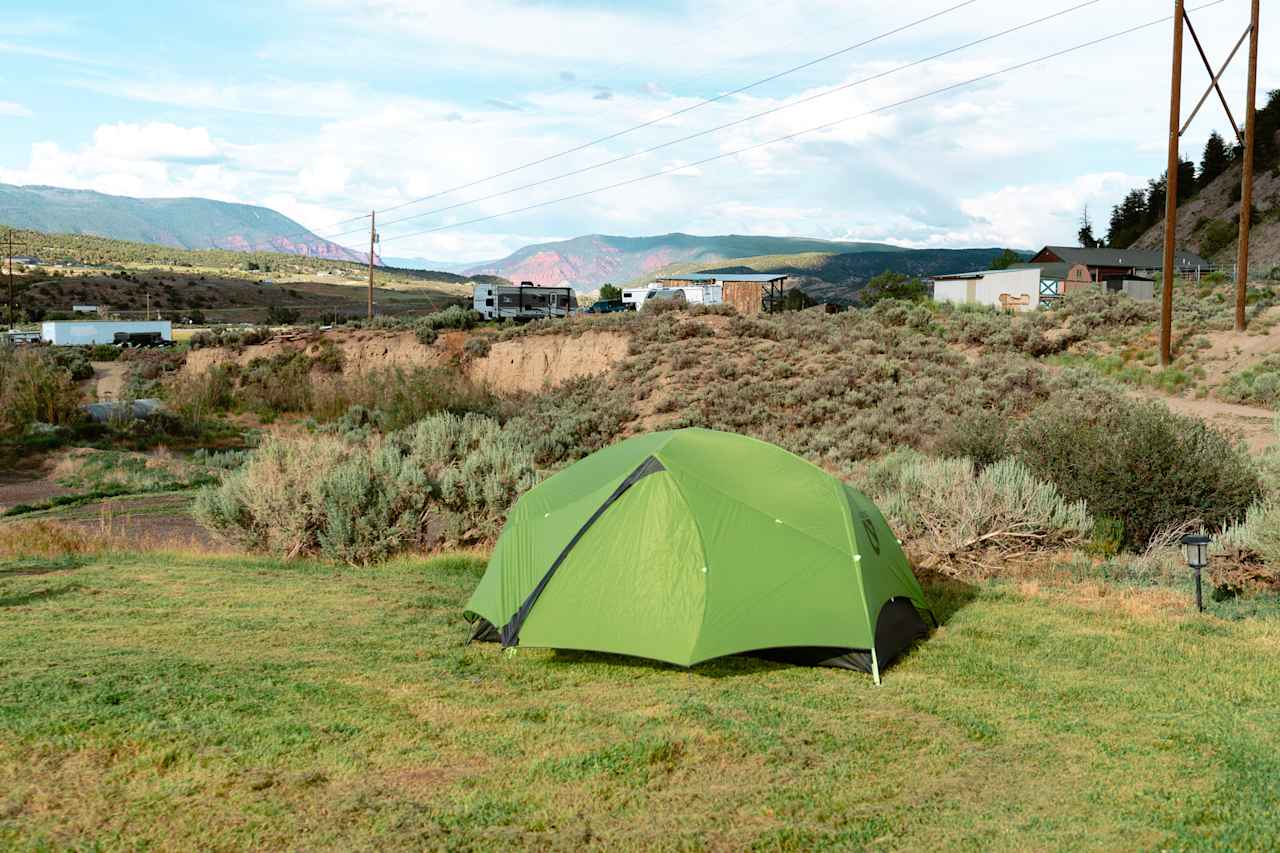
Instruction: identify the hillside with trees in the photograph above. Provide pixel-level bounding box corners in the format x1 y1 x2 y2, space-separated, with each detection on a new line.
0 183 367 262
1107 90 1280 275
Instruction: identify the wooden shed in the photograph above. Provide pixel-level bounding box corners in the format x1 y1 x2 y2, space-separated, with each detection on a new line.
653 274 789 315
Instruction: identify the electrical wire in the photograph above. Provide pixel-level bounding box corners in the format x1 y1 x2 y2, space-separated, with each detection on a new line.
362 0 979 222
268 2 968 250
345 0 1100 239
377 1 1225 247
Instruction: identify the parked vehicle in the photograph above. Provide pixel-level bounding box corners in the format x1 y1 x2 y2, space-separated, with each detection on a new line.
112 331 170 347
621 288 652 310
641 288 688 309
473 282 577 321
585 299 627 314
623 284 723 310
4 329 41 346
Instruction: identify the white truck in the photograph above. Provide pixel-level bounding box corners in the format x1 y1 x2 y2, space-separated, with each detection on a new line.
473 282 578 321
622 284 723 310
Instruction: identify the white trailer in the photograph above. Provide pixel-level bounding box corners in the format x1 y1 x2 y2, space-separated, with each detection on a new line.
674 284 722 305
40 320 173 346
622 287 653 310
622 284 722 310
473 283 577 321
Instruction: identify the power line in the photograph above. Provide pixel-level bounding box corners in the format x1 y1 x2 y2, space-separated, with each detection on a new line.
378 1 1226 248
257 1 977 252
354 0 1100 240
327 0 979 230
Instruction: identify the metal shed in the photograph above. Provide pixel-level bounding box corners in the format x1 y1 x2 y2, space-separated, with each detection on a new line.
654 273 789 315
40 321 172 346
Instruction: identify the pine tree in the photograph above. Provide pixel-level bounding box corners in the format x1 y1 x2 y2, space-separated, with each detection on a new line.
1199 131 1233 186
1077 206 1100 248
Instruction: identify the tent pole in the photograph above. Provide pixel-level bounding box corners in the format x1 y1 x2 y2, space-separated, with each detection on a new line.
871 648 881 687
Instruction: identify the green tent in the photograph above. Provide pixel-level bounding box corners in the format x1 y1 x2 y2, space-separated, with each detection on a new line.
464 428 930 681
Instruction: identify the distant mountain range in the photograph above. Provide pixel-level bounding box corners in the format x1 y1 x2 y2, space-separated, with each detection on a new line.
0 183 368 263
463 233 907 290
382 256 499 274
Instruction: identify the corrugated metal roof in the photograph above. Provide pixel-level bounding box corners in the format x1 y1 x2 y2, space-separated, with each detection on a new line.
1009 262 1072 279
930 268 1031 280
1036 245 1210 269
657 273 789 283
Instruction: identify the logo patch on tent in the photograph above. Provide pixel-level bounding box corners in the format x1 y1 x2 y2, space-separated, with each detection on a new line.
861 516 882 555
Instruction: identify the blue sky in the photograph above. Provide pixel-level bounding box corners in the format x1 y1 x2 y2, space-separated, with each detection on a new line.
1 0 1273 261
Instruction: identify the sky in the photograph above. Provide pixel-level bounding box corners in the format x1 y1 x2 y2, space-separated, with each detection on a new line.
0 0 1274 262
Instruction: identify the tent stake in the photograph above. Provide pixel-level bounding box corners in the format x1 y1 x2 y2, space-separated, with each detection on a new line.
871 648 882 687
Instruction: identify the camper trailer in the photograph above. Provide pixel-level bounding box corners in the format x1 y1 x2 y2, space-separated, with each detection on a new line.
622 284 723 311
621 287 652 310
473 282 578 321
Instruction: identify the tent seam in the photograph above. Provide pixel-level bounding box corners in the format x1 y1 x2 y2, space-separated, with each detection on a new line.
657 460 711 664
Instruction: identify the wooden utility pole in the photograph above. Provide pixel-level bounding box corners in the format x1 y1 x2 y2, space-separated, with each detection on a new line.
367 210 376 320
1160 0 1185 367
1235 0 1260 331
6 229 14 329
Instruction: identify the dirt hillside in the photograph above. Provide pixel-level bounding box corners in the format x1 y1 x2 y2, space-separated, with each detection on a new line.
1132 161 1280 273
183 327 628 395
468 331 628 394
183 330 438 375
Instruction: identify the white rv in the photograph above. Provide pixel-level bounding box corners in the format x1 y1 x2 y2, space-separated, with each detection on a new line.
621 287 653 310
622 284 723 310
473 282 577 321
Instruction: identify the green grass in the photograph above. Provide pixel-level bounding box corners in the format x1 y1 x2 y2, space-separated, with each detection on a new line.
1047 352 1196 395
1 553 1278 849
3 451 223 518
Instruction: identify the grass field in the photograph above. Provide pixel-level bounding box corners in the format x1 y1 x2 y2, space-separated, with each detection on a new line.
2 552 1278 850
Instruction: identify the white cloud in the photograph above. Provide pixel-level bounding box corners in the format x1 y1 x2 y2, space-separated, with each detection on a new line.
0 101 31 117
4 0 1271 262
956 172 1146 249
91 122 221 163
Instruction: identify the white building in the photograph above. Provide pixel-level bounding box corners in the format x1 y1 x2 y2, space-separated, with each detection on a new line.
41 320 172 346
930 268 1043 313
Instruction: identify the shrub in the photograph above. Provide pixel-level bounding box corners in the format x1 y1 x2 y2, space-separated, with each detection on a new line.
933 410 1011 469
1214 500 1280 590
164 365 236 431
47 347 95 381
238 351 314 416
854 450 1092 569
1013 395 1260 549
194 413 539 562
416 326 438 345
464 336 493 358
194 433 352 558
416 306 483 334
1199 218 1238 258
311 339 344 374
1219 356 1280 407
860 271 928 305
0 347 83 438
88 344 119 362
310 366 495 431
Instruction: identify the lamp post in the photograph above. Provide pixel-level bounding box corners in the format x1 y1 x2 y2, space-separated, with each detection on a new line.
1181 533 1211 612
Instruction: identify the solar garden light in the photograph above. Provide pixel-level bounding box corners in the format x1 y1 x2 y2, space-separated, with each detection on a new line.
1180 533 1211 613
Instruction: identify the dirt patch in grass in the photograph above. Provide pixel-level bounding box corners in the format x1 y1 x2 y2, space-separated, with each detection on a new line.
0 468 73 514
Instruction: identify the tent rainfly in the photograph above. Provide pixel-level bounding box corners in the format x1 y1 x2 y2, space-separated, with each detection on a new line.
464 428 931 681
